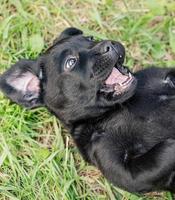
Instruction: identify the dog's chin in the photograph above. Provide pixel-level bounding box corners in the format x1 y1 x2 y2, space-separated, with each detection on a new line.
99 65 137 103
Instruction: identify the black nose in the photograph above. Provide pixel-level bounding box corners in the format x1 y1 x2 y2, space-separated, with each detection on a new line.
101 41 113 54
111 41 125 64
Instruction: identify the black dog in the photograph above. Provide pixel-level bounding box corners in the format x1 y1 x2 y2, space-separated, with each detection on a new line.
1 27 175 193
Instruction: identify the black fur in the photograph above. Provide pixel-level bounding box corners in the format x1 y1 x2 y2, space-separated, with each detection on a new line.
1 27 175 193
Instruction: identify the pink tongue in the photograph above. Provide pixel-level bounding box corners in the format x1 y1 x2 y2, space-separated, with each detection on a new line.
105 67 128 85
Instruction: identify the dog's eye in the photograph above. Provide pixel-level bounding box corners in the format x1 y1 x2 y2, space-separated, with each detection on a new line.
64 57 77 71
86 36 94 41
165 74 175 88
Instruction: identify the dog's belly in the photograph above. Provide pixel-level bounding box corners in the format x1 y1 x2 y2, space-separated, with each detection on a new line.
97 104 175 158
125 90 175 136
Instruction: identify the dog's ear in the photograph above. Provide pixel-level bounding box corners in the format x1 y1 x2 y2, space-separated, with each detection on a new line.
53 27 83 44
0 59 44 108
58 27 83 40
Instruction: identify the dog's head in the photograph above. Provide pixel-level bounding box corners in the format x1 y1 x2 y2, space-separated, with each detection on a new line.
0 27 136 125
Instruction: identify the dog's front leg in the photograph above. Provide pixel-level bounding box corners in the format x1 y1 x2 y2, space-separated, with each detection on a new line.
88 136 175 193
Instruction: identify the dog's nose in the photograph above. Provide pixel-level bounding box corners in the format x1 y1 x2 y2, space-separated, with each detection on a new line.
100 41 113 54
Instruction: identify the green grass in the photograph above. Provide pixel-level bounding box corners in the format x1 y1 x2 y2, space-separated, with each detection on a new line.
0 0 175 199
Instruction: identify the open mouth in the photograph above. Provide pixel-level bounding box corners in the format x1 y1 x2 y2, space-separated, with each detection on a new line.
100 65 135 97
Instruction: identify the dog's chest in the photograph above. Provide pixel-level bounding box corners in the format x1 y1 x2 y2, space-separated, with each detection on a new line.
98 107 175 146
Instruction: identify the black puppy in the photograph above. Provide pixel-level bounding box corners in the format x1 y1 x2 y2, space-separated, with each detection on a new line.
1 27 175 193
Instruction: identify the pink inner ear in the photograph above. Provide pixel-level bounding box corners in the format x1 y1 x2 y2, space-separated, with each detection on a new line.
27 75 40 93
7 71 40 93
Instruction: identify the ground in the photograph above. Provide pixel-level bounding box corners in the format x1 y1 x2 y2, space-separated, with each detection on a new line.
0 0 175 199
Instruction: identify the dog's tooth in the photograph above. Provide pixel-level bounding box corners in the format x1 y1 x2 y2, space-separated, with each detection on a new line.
115 83 119 87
